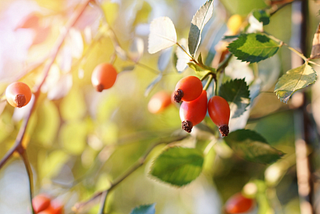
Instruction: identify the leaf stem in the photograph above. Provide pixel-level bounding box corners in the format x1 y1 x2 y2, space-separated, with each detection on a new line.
203 74 213 91
217 53 232 73
287 46 308 61
176 42 193 60
98 190 109 214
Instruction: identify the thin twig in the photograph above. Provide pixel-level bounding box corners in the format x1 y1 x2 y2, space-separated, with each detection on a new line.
73 134 187 213
19 147 35 214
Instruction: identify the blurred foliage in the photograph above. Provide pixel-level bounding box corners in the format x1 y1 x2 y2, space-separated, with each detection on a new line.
0 0 320 214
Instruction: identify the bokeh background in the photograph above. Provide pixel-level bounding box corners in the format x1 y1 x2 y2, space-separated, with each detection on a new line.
0 0 320 213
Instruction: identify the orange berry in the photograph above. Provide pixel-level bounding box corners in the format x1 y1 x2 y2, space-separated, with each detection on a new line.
180 90 207 133
5 82 32 108
16 13 40 30
173 76 203 103
208 96 230 137
91 63 118 92
37 200 64 214
224 193 254 214
32 194 51 213
148 91 172 114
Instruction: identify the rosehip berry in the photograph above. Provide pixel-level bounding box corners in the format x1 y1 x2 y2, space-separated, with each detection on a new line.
208 96 230 137
180 90 207 133
91 63 118 92
224 193 254 214
173 76 203 103
5 82 32 108
148 91 172 114
32 194 51 213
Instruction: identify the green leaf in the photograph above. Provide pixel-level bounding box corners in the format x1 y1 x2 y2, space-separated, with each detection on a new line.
252 10 270 25
227 33 280 63
150 147 204 186
274 63 317 103
188 0 214 56
225 129 284 164
219 79 250 118
187 62 215 75
132 1 152 27
187 54 215 74
130 204 156 214
148 17 177 54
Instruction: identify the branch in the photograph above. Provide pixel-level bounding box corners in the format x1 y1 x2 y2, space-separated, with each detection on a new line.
0 0 92 169
19 147 35 214
72 133 187 213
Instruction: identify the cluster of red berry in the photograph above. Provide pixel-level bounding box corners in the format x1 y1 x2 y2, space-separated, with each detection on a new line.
174 76 230 136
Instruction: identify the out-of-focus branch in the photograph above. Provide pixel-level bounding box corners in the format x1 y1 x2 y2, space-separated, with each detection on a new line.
0 0 92 212
72 134 187 213
0 0 92 169
291 1 314 214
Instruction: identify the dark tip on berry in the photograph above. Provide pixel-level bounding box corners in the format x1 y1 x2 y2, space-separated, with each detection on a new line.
173 89 183 103
15 94 26 108
219 125 229 137
182 120 193 133
96 84 104 92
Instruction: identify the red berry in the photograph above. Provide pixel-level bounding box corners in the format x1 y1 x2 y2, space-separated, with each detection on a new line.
32 194 51 213
5 82 32 108
180 90 207 133
224 193 254 214
208 96 230 136
91 63 118 92
148 91 172 114
173 76 203 103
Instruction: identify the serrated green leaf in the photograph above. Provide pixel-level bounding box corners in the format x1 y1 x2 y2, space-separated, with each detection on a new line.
225 129 284 164
227 33 280 63
130 203 156 214
219 79 250 118
274 63 317 103
150 147 204 186
188 0 214 56
252 10 270 25
148 17 177 54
